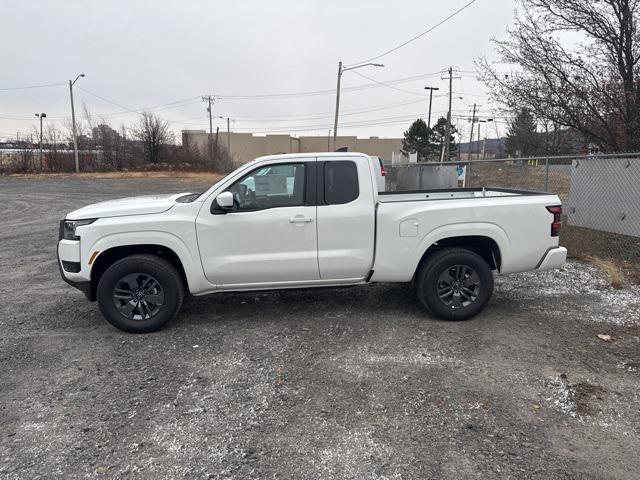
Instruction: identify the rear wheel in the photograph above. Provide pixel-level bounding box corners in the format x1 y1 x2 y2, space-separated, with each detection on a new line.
416 248 493 321
97 254 184 333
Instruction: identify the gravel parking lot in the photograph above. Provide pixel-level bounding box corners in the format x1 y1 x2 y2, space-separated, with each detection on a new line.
1 175 640 480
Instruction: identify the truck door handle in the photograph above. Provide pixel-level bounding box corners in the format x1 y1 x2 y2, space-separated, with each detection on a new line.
289 216 314 224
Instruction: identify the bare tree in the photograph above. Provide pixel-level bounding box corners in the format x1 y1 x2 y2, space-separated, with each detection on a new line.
479 0 640 152
93 120 123 169
44 123 65 171
82 103 96 146
130 111 172 164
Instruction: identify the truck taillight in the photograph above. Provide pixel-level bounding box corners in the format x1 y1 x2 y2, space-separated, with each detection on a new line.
380 163 386 177
546 205 562 237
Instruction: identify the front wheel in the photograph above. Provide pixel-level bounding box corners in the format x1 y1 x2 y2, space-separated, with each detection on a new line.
97 254 184 333
416 248 493 321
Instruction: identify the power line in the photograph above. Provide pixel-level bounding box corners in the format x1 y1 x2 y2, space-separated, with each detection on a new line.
0 82 66 91
158 98 434 127
226 109 464 133
99 98 202 119
349 70 426 97
100 97 201 117
214 71 443 99
75 85 138 113
166 97 458 127
0 113 65 121
346 0 479 66
226 98 437 122
74 88 204 122
1 71 445 124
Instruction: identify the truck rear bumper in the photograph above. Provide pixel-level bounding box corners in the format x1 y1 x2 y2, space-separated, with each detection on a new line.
536 246 567 271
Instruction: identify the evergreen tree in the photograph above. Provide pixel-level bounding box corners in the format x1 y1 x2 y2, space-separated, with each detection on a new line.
401 119 431 161
430 117 458 160
505 109 539 157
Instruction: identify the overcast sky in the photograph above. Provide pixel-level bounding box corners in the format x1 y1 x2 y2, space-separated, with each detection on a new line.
0 0 517 142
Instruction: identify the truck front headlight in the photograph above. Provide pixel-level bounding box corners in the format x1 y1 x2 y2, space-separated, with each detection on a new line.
60 219 97 241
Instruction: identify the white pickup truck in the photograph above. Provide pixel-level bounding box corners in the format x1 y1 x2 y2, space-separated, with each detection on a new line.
58 152 566 333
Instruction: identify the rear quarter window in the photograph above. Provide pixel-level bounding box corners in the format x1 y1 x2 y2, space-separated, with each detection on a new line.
324 161 359 205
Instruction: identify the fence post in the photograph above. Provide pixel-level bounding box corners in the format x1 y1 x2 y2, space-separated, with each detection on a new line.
544 158 549 191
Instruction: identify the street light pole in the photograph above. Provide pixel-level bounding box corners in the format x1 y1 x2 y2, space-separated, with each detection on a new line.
332 61 342 152
468 103 478 160
444 67 453 162
35 113 47 169
332 61 384 151
69 73 85 173
424 86 439 129
215 115 232 159
478 118 493 159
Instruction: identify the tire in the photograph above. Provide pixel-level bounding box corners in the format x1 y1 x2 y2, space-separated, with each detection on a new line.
97 254 184 333
416 248 493 321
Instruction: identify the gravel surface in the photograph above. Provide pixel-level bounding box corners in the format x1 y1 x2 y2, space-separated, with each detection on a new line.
1 175 640 480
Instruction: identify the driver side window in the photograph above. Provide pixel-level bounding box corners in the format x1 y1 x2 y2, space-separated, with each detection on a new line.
227 163 306 212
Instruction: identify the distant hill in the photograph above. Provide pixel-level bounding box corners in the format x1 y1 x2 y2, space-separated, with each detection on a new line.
458 137 505 156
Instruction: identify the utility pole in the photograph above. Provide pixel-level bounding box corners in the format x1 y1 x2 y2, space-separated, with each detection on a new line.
69 74 85 173
327 130 331 151
332 61 384 151
226 117 231 158
468 103 477 160
424 86 439 129
476 121 483 159
214 126 220 159
202 95 215 164
442 67 460 162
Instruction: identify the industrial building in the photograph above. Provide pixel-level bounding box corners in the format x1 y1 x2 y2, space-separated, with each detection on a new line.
182 130 403 165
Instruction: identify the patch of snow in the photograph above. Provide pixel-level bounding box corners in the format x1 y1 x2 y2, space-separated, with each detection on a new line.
543 376 576 418
329 345 464 379
495 261 640 326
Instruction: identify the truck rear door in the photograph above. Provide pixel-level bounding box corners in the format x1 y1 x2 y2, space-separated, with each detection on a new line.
316 157 376 280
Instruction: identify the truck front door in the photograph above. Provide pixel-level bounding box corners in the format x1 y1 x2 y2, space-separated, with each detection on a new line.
196 160 320 286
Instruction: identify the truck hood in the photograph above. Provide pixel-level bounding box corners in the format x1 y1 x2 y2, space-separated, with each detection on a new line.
67 193 194 220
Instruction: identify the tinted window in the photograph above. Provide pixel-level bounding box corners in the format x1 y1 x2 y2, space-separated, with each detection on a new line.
324 161 359 205
227 163 305 211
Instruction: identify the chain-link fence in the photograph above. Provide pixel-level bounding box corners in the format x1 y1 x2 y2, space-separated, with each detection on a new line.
384 153 640 264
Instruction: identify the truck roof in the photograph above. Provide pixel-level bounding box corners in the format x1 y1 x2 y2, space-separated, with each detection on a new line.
254 152 371 163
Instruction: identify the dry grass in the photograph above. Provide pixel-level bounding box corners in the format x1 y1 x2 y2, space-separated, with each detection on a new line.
468 162 571 201
585 255 627 289
561 225 640 265
9 170 225 183
619 260 640 285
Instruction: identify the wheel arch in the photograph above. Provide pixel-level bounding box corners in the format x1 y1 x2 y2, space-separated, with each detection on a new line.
88 244 190 301
414 234 503 281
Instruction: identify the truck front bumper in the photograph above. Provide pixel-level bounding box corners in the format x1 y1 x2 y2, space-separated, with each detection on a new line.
57 240 94 301
536 246 567 271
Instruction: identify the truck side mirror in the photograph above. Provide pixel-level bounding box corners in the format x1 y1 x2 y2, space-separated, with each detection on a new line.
216 191 234 209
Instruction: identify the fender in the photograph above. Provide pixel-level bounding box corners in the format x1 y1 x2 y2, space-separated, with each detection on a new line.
87 231 214 294
412 222 510 272
371 221 511 283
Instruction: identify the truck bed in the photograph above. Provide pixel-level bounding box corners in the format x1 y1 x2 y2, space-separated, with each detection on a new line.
371 187 562 282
